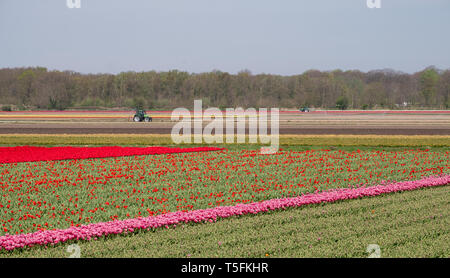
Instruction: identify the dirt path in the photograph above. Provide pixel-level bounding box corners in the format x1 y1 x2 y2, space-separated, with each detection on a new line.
0 125 448 135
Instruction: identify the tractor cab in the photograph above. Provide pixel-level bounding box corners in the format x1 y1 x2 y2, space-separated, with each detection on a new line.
133 109 152 122
300 107 310 112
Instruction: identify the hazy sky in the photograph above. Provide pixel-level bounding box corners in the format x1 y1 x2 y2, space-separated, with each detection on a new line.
1 0 449 75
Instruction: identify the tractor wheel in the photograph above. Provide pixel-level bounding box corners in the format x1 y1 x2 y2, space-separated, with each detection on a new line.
133 116 141 122
145 117 152 122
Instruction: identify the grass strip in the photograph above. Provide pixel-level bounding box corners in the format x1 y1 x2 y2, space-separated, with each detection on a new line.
0 134 449 147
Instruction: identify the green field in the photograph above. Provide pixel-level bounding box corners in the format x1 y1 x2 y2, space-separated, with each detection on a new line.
0 134 449 147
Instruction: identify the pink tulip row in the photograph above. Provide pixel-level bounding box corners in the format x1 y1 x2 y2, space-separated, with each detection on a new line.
1 174 449 251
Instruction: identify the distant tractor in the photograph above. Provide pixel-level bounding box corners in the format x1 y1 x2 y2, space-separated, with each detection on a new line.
133 109 152 122
300 107 310 112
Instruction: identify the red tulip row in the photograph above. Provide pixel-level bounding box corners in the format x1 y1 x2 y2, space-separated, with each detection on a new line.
0 146 224 164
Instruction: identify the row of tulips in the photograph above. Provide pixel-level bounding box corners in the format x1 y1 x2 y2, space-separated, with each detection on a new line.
0 146 224 164
1 174 449 251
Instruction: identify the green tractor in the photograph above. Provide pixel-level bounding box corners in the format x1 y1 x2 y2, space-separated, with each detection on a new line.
133 109 152 122
300 107 310 112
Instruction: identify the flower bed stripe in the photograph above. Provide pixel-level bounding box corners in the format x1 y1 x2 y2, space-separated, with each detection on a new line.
1 174 449 251
0 146 224 164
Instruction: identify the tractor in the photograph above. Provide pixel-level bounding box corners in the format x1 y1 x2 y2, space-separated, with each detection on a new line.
133 109 152 122
300 107 310 112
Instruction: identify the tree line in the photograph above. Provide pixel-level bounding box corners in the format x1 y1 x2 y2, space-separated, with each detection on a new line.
0 66 449 110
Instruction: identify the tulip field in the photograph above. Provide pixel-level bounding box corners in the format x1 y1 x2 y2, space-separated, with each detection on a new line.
5 183 446 258
0 142 449 256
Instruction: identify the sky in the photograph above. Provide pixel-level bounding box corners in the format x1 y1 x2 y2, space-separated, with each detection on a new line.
1 0 449 75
